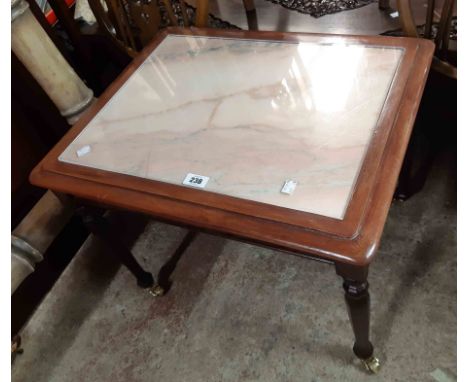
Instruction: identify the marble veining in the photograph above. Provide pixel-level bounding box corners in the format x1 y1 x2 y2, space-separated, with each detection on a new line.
59 35 403 219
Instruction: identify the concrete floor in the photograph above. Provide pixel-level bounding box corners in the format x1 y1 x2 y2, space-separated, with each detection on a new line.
12 142 456 381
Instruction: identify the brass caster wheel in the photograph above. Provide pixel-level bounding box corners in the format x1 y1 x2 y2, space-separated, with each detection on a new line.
148 284 165 297
361 356 381 374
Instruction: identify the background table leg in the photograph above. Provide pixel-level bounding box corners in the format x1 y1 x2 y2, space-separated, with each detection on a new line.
242 0 258 30
336 264 380 373
77 206 155 289
379 0 390 10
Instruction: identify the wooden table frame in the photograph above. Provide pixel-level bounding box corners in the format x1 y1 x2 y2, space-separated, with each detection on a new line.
30 27 434 373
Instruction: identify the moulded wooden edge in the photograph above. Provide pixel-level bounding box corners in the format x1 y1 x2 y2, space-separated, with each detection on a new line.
29 30 435 266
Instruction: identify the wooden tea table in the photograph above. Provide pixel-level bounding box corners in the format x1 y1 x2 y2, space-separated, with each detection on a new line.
30 27 434 373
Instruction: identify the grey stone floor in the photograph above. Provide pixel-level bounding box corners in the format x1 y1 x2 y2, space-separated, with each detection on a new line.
12 146 456 381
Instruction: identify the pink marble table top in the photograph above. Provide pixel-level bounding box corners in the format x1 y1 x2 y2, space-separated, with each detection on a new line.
59 34 403 219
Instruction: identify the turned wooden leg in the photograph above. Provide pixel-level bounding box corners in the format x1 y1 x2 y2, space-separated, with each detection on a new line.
76 206 155 289
336 264 380 373
152 230 198 297
343 280 374 357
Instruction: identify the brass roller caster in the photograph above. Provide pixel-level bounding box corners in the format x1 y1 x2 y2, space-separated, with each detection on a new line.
361 356 381 374
148 284 165 297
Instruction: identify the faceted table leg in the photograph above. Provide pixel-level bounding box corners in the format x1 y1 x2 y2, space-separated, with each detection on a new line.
336 264 380 373
77 206 155 290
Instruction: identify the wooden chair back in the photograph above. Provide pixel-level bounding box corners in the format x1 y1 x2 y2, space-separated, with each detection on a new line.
397 0 456 78
23 0 130 92
88 0 210 58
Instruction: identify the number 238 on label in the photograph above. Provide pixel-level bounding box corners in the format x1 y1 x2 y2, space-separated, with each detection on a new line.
182 173 210 189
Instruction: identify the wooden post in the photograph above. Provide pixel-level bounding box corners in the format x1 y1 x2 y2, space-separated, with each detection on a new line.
195 0 209 28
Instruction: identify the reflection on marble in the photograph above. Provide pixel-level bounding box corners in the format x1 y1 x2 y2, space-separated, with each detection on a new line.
59 35 402 219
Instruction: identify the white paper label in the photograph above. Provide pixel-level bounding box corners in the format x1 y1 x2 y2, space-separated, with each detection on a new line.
281 180 297 195
182 173 210 188
76 145 91 157
390 11 399 18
